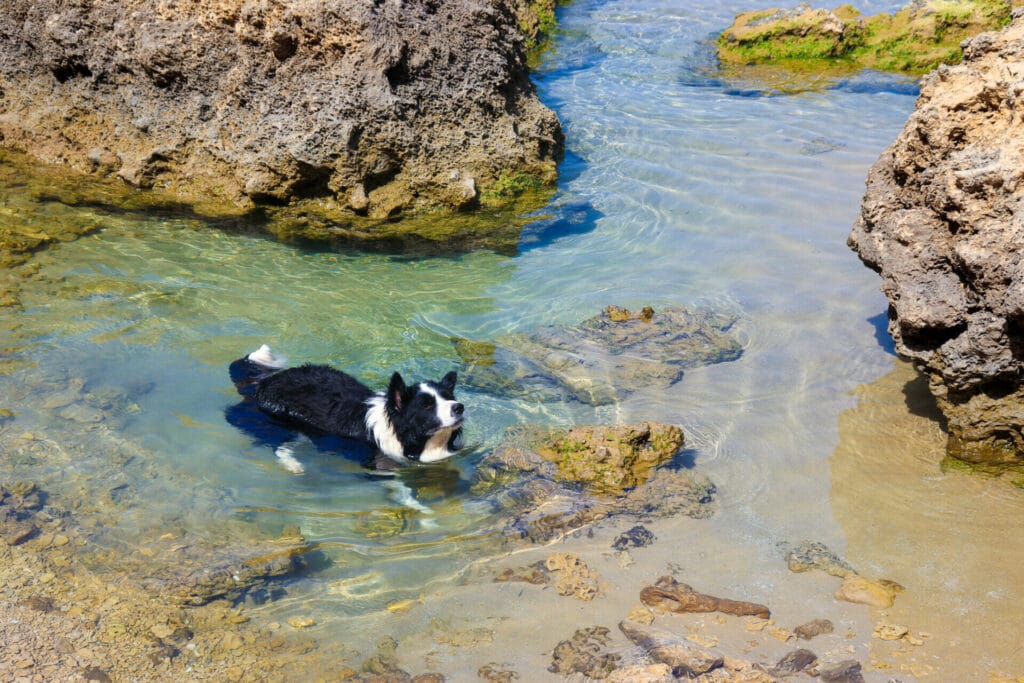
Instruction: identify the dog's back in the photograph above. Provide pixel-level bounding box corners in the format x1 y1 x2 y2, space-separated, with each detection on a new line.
253 364 373 439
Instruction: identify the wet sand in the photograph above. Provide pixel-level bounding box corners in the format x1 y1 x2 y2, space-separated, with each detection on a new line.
832 360 1024 681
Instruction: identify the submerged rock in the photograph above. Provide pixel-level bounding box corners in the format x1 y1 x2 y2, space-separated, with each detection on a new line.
718 1 1012 80
834 573 904 608
783 540 855 578
794 618 834 640
545 552 603 601
477 422 686 495
137 541 319 606
492 560 550 585
849 13 1024 468
478 664 520 683
606 664 674 683
618 620 724 678
537 423 684 495
0 481 45 546
770 648 818 675
782 540 904 607
639 575 771 619
548 626 620 679
0 0 562 244
474 422 715 542
455 306 743 406
818 659 866 683
612 525 656 551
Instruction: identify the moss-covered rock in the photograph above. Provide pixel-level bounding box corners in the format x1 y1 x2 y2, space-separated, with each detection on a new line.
718 1 1013 78
473 422 715 542
536 423 684 495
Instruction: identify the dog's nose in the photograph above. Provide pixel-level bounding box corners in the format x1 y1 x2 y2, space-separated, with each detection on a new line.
452 402 464 417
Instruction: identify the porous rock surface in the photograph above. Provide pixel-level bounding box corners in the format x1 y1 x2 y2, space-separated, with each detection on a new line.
474 422 716 542
848 14 1024 465
0 0 562 221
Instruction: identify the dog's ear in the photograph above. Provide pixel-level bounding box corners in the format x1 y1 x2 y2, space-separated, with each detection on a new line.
388 372 407 411
440 371 457 395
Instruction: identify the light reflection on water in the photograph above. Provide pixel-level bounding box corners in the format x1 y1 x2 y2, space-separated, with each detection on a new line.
10 0 1017 677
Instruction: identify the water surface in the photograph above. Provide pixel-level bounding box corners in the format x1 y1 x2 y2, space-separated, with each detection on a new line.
2 0 1020 679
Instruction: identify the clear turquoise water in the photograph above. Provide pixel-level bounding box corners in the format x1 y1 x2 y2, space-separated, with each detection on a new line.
0 0 955 673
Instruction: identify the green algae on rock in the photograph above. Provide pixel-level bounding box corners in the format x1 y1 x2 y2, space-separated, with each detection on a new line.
537 423 685 495
0 147 553 295
473 422 715 542
717 1 1013 79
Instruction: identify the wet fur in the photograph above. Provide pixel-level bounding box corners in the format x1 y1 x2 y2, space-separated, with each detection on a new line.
228 348 464 464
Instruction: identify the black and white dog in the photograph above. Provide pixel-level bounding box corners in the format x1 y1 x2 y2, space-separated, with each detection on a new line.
227 345 465 473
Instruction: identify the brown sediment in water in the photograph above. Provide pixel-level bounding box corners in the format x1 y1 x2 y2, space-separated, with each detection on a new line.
831 358 1024 680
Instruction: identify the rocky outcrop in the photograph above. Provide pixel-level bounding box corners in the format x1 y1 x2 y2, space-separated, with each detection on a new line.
848 14 1024 466
718 1 1013 78
0 0 562 241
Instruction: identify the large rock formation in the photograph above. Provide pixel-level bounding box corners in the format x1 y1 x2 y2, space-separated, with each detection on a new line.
848 13 1024 466
0 0 562 237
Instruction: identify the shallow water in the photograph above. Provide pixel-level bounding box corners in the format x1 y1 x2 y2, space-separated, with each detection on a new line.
1 0 1022 679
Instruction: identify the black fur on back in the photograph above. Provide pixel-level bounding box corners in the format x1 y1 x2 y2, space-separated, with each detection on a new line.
253 364 375 441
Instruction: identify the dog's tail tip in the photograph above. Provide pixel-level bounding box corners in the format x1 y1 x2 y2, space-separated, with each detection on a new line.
248 343 287 369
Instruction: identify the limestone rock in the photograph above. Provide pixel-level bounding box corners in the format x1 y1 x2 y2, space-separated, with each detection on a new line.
783 540 854 578
606 663 674 683
548 626 620 678
142 542 316 606
770 648 818 675
545 552 602 601
472 422 715 542
794 618 834 640
834 573 904 608
849 14 1024 467
536 423 684 495
818 659 865 683
618 620 724 677
0 0 562 237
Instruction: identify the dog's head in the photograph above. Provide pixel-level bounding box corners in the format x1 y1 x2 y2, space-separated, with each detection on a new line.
384 371 465 463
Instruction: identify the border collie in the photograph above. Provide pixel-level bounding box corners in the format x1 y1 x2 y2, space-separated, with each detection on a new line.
228 345 465 471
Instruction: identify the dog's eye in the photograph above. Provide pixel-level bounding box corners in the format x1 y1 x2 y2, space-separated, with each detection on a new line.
421 394 435 406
